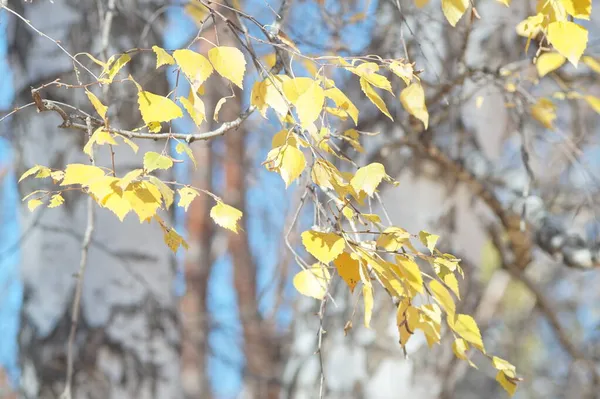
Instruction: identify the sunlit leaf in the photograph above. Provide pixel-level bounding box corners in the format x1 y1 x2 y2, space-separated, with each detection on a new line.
293 265 331 300
210 201 243 233
85 90 108 120
208 46 246 89
61 164 106 186
178 187 200 211
179 90 206 126
419 230 439 253
301 230 345 264
175 142 197 169
547 21 588 66
173 49 214 90
531 98 557 129
333 251 361 292
363 283 374 328
400 82 429 129
152 45 175 68
441 0 469 27
536 52 566 77
143 152 174 173
430 280 456 317
138 91 183 125
351 162 386 197
449 314 485 352
325 87 359 125
360 78 393 120
265 144 306 187
27 198 43 212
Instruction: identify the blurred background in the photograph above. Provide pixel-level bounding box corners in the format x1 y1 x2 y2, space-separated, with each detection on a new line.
1 0 600 398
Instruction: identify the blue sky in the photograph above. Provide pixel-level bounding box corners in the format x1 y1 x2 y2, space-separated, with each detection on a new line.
0 8 22 387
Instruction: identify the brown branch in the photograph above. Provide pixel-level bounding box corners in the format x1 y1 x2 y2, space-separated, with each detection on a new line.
32 93 255 143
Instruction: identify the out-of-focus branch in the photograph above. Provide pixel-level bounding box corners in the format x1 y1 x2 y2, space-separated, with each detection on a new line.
370 135 600 270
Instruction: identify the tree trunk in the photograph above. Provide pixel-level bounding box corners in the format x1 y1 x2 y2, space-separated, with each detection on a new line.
7 1 182 398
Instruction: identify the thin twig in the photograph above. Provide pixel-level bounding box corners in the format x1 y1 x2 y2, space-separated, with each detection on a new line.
1 4 98 80
60 117 96 399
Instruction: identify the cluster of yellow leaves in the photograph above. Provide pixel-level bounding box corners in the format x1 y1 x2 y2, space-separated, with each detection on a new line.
293 221 520 395
251 58 427 134
19 158 243 249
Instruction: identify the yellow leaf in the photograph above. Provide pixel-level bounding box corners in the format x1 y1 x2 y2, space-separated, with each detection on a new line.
493 356 516 375
419 230 439 253
583 56 600 74
47 193 64 208
213 97 228 122
84 127 117 158
146 176 174 209
389 61 413 85
531 98 557 129
360 78 393 120
293 265 331 300
429 280 456 317
210 201 243 233
449 314 485 352
294 81 325 128
363 283 374 328
118 169 144 190
85 90 108 120
179 90 206 127
101 186 133 221
271 130 297 148
584 95 600 114
163 226 190 252
119 135 139 153
325 87 359 125
283 77 316 103
184 2 208 26
152 45 175 68
124 181 163 223
536 52 566 77
516 13 544 38
178 187 200 211
443 272 461 299
400 82 429 129
50 170 64 184
342 129 364 153
138 91 183 125
61 164 106 186
547 21 588 66
301 230 345 264
19 165 51 182
441 0 469 27
353 62 392 92
27 199 43 212
103 54 131 82
452 338 469 360
396 255 424 294
376 227 411 251
496 372 518 396
173 49 214 90
175 142 197 169
144 152 173 173
561 0 591 20
496 0 510 6
264 145 306 187
208 46 246 89
351 162 386 197
333 252 361 292
415 0 430 7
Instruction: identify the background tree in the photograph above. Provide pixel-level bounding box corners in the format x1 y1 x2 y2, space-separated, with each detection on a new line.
1 1 599 399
